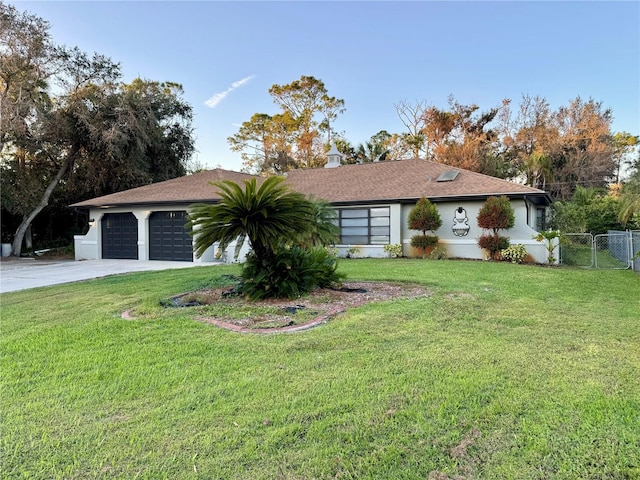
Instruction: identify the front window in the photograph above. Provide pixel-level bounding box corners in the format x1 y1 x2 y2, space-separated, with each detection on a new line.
337 207 390 244
536 207 547 231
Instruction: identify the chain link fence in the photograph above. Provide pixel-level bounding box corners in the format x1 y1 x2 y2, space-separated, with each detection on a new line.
632 231 640 273
594 232 632 269
560 231 638 271
560 233 594 268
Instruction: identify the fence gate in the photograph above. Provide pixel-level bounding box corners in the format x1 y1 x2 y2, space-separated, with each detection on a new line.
560 233 594 268
561 231 637 271
594 232 632 269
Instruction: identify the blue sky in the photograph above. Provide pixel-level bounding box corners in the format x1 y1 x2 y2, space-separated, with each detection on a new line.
15 1 640 171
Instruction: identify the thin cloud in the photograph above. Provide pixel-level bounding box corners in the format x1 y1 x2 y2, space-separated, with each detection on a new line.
205 75 255 109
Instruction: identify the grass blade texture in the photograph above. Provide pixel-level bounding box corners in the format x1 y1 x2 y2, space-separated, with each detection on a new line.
1 260 639 479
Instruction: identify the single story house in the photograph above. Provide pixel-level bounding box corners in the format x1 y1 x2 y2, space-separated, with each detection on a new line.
71 150 553 263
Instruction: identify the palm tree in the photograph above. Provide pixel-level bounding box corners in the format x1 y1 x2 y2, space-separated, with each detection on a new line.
355 141 389 163
187 176 315 262
572 185 600 206
618 193 640 228
523 151 552 190
618 164 640 228
294 197 339 248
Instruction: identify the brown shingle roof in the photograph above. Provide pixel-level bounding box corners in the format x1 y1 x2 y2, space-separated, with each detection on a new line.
284 158 547 203
71 159 548 208
71 169 264 208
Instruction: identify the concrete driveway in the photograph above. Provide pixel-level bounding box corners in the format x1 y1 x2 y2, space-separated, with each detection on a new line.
0 258 211 293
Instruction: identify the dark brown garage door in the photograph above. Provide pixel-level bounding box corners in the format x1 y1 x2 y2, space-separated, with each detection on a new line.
149 211 193 262
102 213 138 259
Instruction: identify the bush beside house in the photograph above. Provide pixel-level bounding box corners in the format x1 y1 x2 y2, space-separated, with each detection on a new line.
408 197 442 258
477 196 515 260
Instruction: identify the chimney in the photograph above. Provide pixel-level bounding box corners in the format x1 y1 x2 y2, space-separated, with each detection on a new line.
325 143 342 168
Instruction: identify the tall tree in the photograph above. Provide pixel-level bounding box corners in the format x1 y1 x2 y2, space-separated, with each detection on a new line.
354 130 391 163
1 42 121 256
435 97 502 173
421 105 457 160
62 78 193 199
392 97 503 174
227 112 298 175
611 131 639 183
549 97 615 199
229 75 345 174
498 94 556 174
0 4 194 255
0 3 51 152
522 151 552 190
332 137 357 164
384 132 425 160
394 100 429 158
617 155 640 228
498 94 615 200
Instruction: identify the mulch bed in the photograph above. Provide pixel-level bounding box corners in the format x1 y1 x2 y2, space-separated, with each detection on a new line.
122 281 431 334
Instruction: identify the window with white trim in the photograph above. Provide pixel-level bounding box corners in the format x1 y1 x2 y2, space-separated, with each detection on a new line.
337 207 390 244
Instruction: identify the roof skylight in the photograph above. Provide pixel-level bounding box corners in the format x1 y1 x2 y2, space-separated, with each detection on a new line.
436 170 459 182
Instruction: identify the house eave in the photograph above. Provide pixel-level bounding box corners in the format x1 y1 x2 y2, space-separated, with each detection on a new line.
329 191 551 207
72 191 551 210
70 199 221 210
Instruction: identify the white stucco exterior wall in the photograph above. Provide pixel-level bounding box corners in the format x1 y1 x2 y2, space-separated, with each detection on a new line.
400 199 555 264
135 210 150 261
74 199 556 265
75 206 252 264
73 211 102 260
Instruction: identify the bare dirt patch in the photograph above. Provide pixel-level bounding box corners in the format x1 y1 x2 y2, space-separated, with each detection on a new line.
159 281 431 333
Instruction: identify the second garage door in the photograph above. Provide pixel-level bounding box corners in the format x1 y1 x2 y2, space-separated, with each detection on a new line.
149 211 193 262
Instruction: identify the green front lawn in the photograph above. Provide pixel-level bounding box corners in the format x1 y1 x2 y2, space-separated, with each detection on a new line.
1 260 639 479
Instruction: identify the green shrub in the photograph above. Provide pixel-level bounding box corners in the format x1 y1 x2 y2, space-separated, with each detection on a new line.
551 186 626 234
428 246 448 260
501 244 528 264
408 197 442 233
408 197 442 258
477 196 515 232
410 235 439 258
306 247 345 287
383 243 403 258
477 196 514 260
240 247 344 300
478 234 510 260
